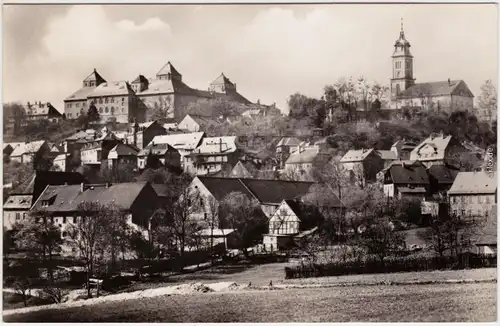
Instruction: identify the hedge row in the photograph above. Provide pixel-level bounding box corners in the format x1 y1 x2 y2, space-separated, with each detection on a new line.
284 253 497 279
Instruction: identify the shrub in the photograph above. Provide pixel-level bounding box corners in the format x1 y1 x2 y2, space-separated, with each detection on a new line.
284 253 497 279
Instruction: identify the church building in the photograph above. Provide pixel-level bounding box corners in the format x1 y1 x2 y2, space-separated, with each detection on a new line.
390 20 474 113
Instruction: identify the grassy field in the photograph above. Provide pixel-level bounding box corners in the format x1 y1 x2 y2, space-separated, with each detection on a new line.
4 282 496 322
2 292 52 311
121 262 497 292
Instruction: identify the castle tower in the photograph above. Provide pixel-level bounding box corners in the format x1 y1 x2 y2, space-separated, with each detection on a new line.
390 19 415 99
156 61 182 82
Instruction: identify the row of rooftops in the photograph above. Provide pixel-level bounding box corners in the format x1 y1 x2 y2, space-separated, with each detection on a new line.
339 134 458 163
380 160 497 195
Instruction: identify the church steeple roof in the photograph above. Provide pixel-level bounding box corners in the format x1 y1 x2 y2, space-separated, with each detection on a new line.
393 18 412 57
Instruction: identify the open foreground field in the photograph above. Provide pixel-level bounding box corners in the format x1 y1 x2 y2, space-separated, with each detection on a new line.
120 263 498 292
4 282 496 322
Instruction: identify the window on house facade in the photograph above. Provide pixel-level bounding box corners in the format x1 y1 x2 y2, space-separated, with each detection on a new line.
15 213 20 220
105 98 109 104
105 107 109 113
76 102 80 107
111 107 115 114
99 98 103 104
486 196 491 204
68 103 72 108
99 107 103 113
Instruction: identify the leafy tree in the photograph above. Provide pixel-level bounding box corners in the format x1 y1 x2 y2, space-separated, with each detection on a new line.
359 217 405 264
148 96 173 121
100 162 138 183
3 102 27 135
478 79 497 122
418 207 478 258
14 212 63 282
87 103 100 124
220 191 267 255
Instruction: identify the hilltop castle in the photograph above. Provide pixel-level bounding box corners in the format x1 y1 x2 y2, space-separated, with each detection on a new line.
64 62 252 124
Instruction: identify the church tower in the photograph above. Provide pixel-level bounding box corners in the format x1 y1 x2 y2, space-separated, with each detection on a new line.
390 19 415 99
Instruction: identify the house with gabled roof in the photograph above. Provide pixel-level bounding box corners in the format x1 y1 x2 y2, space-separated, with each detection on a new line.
9 140 51 169
189 176 317 225
31 181 161 256
137 142 181 171
185 136 240 176
276 137 301 169
426 164 460 196
448 171 497 219
391 139 418 160
106 142 140 170
178 114 219 133
409 133 465 168
381 160 430 199
340 148 385 186
148 132 204 170
263 199 325 252
80 132 122 167
284 144 331 180
3 171 86 230
22 101 63 123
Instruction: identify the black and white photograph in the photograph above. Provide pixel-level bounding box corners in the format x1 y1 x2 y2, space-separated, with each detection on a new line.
2 2 498 322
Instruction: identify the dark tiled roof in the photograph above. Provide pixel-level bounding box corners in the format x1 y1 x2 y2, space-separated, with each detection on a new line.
156 62 181 77
83 69 106 84
239 178 314 204
387 161 429 185
132 75 149 84
33 182 149 212
197 177 254 201
11 171 87 203
198 177 315 205
398 80 468 98
427 165 459 184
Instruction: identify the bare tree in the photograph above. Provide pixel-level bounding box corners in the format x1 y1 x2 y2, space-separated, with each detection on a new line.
66 202 112 298
163 185 201 262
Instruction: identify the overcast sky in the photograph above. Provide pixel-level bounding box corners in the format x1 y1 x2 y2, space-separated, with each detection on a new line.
3 4 498 113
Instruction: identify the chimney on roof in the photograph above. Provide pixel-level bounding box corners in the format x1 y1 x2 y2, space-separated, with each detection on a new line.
219 138 223 153
448 78 451 86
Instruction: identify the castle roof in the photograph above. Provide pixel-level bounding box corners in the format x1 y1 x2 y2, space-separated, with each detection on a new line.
88 81 134 98
83 69 106 84
156 61 181 78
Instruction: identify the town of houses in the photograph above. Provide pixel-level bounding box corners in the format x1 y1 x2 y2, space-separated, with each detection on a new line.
3 22 497 262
